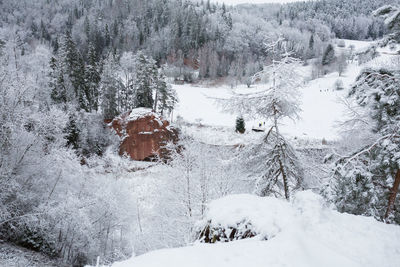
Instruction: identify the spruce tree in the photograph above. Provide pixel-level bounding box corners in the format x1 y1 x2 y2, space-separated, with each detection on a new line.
154 73 177 115
307 34 315 59
64 114 80 150
75 55 90 112
85 43 101 111
49 56 67 106
100 54 121 120
322 44 335 65
235 116 245 134
59 31 90 111
329 68 400 224
133 51 157 109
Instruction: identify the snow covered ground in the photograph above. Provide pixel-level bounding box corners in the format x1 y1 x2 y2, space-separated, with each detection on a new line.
113 191 400 267
173 39 390 141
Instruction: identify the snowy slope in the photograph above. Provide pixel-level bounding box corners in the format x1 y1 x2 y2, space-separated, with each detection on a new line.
113 191 400 267
173 40 383 141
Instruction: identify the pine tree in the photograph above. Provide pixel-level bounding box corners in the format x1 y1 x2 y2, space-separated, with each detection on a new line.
75 56 90 111
105 24 111 47
49 56 67 106
100 54 122 120
59 31 90 111
133 51 157 109
84 16 90 37
64 114 80 150
328 68 400 224
154 72 177 115
309 34 314 50
322 44 335 65
235 116 245 134
307 34 315 59
85 43 101 112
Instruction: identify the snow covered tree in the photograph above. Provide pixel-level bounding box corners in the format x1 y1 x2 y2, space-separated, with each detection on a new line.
85 43 101 112
322 44 335 66
235 116 245 134
306 34 315 59
373 5 400 31
133 51 157 109
100 54 122 120
154 72 177 116
220 37 304 200
64 113 81 150
56 31 89 111
151 136 245 247
336 52 348 76
119 51 137 112
328 67 400 224
49 56 67 107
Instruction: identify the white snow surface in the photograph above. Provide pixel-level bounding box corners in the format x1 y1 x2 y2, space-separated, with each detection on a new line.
172 40 395 141
113 191 400 267
126 107 154 121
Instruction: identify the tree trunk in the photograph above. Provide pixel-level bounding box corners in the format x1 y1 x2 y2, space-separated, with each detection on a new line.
186 168 192 217
278 158 289 200
384 169 400 221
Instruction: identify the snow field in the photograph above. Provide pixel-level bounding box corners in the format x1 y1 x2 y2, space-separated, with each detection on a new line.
113 191 400 267
172 40 395 142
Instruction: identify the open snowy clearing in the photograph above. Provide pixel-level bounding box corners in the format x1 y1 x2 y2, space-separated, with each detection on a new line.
113 191 400 267
173 39 388 141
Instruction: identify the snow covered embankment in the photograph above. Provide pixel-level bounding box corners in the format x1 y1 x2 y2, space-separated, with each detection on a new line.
113 191 400 267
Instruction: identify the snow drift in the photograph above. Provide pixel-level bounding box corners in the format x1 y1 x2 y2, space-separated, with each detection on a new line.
113 191 400 267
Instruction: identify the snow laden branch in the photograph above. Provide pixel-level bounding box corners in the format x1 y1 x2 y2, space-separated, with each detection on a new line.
215 37 305 200
373 5 400 31
326 66 400 224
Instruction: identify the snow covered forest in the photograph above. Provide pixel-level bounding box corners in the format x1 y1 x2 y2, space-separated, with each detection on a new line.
1 0 400 266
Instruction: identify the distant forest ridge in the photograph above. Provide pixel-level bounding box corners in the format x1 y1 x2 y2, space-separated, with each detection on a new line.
0 0 398 79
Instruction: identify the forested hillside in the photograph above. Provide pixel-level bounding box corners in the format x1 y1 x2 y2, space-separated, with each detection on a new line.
1 0 397 81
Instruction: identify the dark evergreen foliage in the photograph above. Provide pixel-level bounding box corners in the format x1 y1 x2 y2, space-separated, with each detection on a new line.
235 117 245 134
322 44 335 66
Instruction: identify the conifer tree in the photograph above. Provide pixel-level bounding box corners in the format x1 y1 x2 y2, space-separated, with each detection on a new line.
154 73 178 116
59 31 90 111
307 34 315 59
322 44 335 65
133 51 157 109
328 68 400 224
49 56 67 107
100 54 122 120
85 43 101 111
64 114 81 150
235 116 245 134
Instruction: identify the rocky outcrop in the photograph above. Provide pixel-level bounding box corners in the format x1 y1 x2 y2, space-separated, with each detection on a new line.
110 108 178 161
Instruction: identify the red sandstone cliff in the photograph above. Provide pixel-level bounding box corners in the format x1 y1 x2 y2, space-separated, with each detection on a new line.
110 108 178 161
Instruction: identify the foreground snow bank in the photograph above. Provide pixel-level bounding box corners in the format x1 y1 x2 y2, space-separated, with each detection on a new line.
113 191 400 267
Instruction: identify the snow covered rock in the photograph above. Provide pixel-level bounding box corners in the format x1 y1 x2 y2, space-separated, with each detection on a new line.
110 108 178 161
113 191 400 267
196 194 295 242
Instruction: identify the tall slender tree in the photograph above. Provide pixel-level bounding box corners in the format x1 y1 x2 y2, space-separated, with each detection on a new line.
220 37 304 200
133 51 158 109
